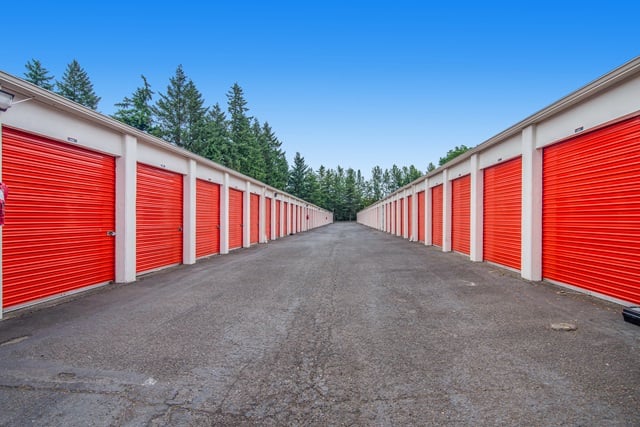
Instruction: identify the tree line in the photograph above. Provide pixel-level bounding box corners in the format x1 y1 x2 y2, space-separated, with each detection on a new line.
22 59 471 220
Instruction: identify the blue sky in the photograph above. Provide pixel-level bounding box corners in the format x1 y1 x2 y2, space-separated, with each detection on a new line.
3 1 638 177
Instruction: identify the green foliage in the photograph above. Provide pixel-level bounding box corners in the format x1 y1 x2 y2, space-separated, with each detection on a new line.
439 145 471 166
112 75 155 133
426 162 436 172
56 59 100 110
24 59 54 91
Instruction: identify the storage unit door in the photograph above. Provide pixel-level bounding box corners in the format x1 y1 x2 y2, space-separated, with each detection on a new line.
432 185 443 246
228 188 244 250
299 206 302 231
283 202 289 235
543 116 640 304
276 200 281 238
265 197 272 240
393 201 398 234
451 175 471 255
399 198 404 236
196 179 220 258
137 163 183 273
407 195 413 239
250 193 260 244
2 127 115 309
386 204 390 232
483 158 522 270
417 191 425 242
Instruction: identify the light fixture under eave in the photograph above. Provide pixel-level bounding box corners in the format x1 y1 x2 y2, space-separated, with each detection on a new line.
0 89 14 111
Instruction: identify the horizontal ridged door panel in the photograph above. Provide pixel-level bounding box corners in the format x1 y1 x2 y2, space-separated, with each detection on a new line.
408 195 413 239
2 127 115 308
432 185 443 246
276 200 281 238
136 163 183 273
250 193 259 244
399 198 404 236
299 206 303 231
196 179 220 258
543 116 640 304
452 175 471 255
484 157 522 270
418 191 425 242
265 197 272 240
386 204 390 232
284 202 289 235
393 201 397 235
229 188 243 250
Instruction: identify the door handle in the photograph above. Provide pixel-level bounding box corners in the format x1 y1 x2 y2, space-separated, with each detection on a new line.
106 231 116 237
178 227 183 232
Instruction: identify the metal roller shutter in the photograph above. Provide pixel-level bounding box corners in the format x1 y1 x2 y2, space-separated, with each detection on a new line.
136 163 183 273
483 158 521 270
2 127 115 309
399 198 404 236
394 201 398 235
417 191 425 242
543 116 640 304
250 193 259 244
265 197 272 240
386 204 391 232
432 185 443 247
407 195 413 240
275 200 281 238
283 202 289 235
196 179 220 258
452 175 471 255
228 188 243 250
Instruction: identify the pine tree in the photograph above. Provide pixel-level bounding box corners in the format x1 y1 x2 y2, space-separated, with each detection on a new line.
426 162 436 172
288 152 309 198
24 59 54 91
204 103 231 164
112 75 155 132
261 122 288 190
226 83 255 174
56 59 100 109
370 166 383 200
154 65 208 151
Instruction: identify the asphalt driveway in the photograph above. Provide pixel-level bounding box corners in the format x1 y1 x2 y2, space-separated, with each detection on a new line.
0 222 638 426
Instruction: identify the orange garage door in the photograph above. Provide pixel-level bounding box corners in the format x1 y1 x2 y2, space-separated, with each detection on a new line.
483 158 521 270
399 198 404 237
432 185 443 247
407 195 413 240
2 127 115 309
196 179 220 258
265 197 272 240
417 191 425 242
452 175 471 255
275 200 281 238
137 163 183 273
283 202 289 235
229 188 244 250
543 116 640 304
250 193 259 244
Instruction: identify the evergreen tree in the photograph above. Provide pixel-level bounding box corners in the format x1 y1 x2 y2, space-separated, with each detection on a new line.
112 75 155 132
226 83 254 174
24 59 54 91
288 152 309 198
370 166 384 200
261 122 288 190
56 59 100 109
204 103 231 164
439 145 471 166
248 119 267 182
154 65 208 151
426 162 436 172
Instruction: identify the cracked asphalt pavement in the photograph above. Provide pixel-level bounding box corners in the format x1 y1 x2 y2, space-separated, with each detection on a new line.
0 222 639 426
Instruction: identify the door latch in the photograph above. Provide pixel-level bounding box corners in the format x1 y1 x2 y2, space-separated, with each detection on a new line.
106 231 116 237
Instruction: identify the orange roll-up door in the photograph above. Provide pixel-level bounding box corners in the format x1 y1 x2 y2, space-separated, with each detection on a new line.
275 200 281 238
2 127 115 309
283 202 289 235
407 195 413 239
484 158 521 270
136 163 183 273
196 179 220 258
451 175 471 255
250 193 259 244
399 198 404 236
432 185 443 247
393 201 398 235
228 188 244 250
543 116 640 304
265 197 272 240
417 191 425 242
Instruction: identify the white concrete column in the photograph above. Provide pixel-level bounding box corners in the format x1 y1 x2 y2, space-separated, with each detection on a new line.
115 134 137 283
183 159 197 265
403 194 408 239
243 181 251 248
292 203 297 234
425 180 432 245
411 186 418 241
259 188 266 243
220 173 229 254
443 169 452 252
470 154 483 262
391 200 396 235
521 125 543 281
